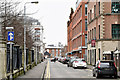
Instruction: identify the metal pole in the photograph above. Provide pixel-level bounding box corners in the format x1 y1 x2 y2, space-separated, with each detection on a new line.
24 4 26 74
36 45 37 65
23 1 38 74
10 42 12 78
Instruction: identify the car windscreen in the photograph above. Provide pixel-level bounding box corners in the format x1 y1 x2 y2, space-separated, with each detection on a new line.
100 62 114 67
70 58 76 62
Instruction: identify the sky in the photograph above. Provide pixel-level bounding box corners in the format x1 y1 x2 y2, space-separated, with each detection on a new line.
12 0 77 46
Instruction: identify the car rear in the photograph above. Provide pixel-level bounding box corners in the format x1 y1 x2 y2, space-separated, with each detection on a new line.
97 61 117 77
73 59 87 68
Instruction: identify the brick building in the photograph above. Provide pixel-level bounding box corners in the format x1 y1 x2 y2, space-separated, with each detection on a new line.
61 45 68 57
67 0 88 60
45 45 62 57
87 0 120 65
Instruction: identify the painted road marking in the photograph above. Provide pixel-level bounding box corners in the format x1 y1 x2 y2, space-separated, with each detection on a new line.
46 61 50 79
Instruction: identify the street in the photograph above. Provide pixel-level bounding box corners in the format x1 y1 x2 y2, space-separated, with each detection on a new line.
44 59 119 80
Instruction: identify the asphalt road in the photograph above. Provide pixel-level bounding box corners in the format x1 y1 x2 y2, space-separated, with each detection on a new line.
45 59 119 80
50 60 93 78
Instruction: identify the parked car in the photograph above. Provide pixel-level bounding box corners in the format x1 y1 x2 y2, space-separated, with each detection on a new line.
93 60 117 78
60 57 65 63
62 57 70 64
72 59 87 69
58 57 61 62
67 58 76 67
51 57 56 62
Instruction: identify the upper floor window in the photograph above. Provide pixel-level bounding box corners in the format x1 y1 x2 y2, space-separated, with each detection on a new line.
88 13 90 22
94 5 96 18
112 1 120 13
85 19 87 31
85 34 87 46
99 25 100 39
90 10 92 21
112 24 120 39
80 6 82 17
94 27 96 39
98 2 100 15
85 4 88 16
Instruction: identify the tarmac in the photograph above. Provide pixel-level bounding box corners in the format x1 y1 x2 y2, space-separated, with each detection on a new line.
87 64 120 78
15 60 120 79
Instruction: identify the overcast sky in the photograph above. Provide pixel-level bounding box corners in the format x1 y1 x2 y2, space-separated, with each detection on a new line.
13 0 77 46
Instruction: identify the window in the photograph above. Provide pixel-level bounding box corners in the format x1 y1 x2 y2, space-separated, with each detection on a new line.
92 29 94 39
112 1 120 13
85 19 87 31
88 13 90 22
94 27 96 39
94 5 96 18
56 49 58 56
112 24 120 39
99 2 100 15
88 31 89 41
90 10 92 21
85 34 87 46
80 6 82 18
90 30 91 40
99 48 100 60
52 49 54 57
85 4 88 16
99 25 100 39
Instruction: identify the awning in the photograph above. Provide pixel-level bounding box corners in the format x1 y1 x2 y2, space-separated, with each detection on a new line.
114 50 120 54
66 52 71 55
103 51 111 54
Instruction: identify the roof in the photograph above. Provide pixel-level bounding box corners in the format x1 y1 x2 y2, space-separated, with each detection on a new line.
103 51 111 54
114 50 120 54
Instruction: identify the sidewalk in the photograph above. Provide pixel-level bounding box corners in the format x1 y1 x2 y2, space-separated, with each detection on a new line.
87 64 94 70
16 60 47 79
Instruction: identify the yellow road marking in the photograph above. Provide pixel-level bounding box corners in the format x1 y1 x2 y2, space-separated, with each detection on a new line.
46 61 50 80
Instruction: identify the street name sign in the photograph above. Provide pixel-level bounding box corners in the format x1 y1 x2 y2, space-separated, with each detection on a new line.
8 31 14 41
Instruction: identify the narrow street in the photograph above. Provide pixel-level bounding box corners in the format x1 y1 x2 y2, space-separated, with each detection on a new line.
44 59 119 80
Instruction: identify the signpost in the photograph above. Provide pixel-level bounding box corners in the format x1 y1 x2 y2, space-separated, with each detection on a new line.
8 31 14 41
7 31 14 78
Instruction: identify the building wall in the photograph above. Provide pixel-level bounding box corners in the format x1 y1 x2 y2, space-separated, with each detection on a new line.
87 1 120 65
45 48 61 57
67 0 88 58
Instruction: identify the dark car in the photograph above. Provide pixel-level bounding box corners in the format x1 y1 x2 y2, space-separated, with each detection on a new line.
67 58 76 67
51 57 56 62
62 57 70 64
93 60 117 78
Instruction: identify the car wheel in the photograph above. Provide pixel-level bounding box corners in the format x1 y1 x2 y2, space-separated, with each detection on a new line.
93 73 95 77
95 72 99 78
114 75 117 79
67 64 69 67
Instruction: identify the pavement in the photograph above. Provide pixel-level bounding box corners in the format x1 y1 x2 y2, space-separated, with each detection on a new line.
16 60 47 79
87 64 94 70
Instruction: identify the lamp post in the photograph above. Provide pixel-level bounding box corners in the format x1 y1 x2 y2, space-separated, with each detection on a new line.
24 1 38 74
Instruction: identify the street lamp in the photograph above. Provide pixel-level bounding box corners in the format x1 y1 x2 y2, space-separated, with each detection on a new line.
24 1 39 74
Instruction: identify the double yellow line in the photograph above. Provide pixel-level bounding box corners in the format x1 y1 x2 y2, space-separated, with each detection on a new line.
45 61 50 79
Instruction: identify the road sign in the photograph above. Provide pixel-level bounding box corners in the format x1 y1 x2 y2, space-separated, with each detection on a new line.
8 31 14 41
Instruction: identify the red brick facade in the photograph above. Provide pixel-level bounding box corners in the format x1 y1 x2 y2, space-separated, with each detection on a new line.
45 47 61 57
67 0 88 59
87 1 120 65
